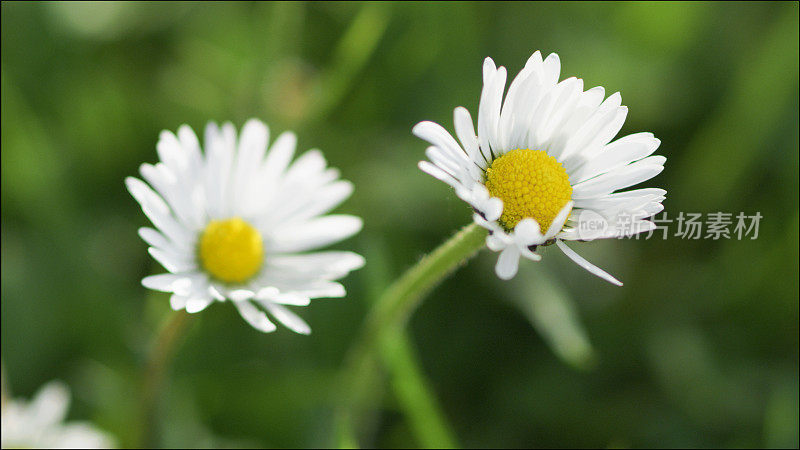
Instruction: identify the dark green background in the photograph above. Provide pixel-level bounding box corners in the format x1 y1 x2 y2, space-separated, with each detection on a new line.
2 2 798 448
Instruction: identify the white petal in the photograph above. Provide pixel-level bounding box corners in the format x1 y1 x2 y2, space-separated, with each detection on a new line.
514 218 543 243
478 61 507 160
412 121 470 165
425 146 469 177
555 240 622 286
618 220 657 238
44 423 115 449
486 233 509 252
569 133 661 183
642 202 664 217
559 97 626 165
237 119 269 166
267 179 356 226
156 130 189 177
453 106 485 168
233 300 277 333
547 86 607 155
473 212 504 234
533 77 583 146
170 294 189 311
507 68 545 150
261 130 297 181
283 149 327 184
498 63 535 150
572 156 665 199
271 292 313 306
228 289 255 302
139 163 202 230
264 303 311 335
233 119 270 213
287 180 356 223
268 215 363 253
142 273 193 294
418 161 463 190
271 281 345 303
268 251 365 278
541 52 562 86
148 247 196 273
185 296 214 313
483 197 503 221
518 246 542 261
126 177 192 247
138 227 180 253
524 51 543 71
544 201 574 240
495 246 521 280
296 281 346 298
597 194 664 222
30 381 70 427
254 286 279 298
204 122 236 218
573 188 666 210
177 124 203 174
208 284 225 301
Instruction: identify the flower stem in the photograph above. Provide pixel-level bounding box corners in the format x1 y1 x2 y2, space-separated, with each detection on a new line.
379 326 459 448
139 310 192 447
336 222 487 447
362 222 487 346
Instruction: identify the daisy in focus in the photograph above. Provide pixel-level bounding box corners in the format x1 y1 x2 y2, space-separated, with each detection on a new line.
1 381 115 448
414 51 665 283
127 119 364 333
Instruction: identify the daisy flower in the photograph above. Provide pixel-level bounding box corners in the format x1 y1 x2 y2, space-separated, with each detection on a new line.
414 51 665 283
1 381 115 448
126 119 364 333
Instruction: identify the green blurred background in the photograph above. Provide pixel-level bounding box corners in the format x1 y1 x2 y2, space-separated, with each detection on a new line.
2 1 798 448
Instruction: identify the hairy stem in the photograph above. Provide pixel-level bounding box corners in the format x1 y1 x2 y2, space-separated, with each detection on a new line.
336 222 487 447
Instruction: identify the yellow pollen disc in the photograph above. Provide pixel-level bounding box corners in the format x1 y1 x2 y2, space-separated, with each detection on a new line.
199 217 264 283
484 148 573 232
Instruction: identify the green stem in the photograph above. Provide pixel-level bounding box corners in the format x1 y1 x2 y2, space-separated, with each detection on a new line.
379 326 459 448
139 310 192 447
362 223 487 346
336 222 487 447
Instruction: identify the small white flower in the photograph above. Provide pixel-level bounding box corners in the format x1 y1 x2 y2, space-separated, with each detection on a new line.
127 119 364 333
414 51 665 284
1 381 115 449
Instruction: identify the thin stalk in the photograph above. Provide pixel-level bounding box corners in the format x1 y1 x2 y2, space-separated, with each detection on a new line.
379 326 459 448
139 310 192 447
336 222 487 447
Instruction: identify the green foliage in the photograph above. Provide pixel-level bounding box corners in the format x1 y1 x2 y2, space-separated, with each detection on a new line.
2 2 797 448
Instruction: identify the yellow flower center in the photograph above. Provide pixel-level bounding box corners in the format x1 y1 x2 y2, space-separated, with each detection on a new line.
199 217 264 283
484 148 573 231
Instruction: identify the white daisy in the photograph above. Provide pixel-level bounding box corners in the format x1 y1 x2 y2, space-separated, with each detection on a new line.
414 51 665 284
127 119 364 333
1 381 115 448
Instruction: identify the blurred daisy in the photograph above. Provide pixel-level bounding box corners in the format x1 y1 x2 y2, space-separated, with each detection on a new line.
1 381 115 448
127 119 364 333
414 51 665 283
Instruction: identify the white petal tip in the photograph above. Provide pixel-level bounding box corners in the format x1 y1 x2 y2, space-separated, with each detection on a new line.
555 240 624 287
256 322 278 333
411 121 433 137
124 176 140 191
496 272 515 281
